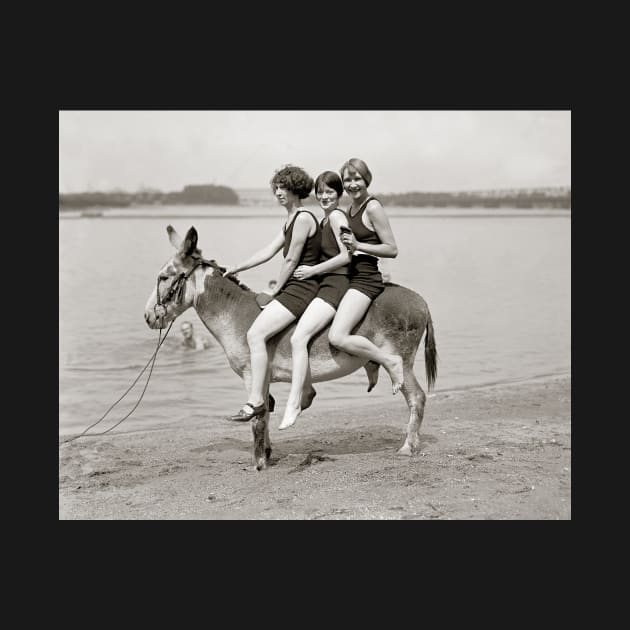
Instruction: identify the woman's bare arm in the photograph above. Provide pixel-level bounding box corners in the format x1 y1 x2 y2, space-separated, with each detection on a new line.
224 229 285 275
342 200 398 258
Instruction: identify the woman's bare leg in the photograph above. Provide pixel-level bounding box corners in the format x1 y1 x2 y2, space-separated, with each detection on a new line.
246 301 296 408
328 289 404 394
279 298 336 429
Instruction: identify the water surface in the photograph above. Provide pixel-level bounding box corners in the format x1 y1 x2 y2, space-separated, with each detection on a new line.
59 205 570 436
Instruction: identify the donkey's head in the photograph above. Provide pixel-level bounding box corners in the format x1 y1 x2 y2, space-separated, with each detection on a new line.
144 225 206 329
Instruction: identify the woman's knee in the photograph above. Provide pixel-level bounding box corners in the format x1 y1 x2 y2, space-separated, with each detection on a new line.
290 332 309 349
247 327 265 347
328 328 348 349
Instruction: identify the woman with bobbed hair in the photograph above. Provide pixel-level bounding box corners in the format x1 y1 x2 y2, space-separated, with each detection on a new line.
223 164 322 422
328 157 404 394
278 170 352 429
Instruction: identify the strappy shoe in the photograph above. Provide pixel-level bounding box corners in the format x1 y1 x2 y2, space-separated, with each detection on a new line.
227 402 267 422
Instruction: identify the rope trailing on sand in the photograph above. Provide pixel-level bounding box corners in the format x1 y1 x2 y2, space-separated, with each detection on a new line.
61 322 174 445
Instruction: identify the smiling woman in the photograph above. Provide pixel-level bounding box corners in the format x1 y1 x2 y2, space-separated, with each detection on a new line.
327 157 405 397
278 170 352 430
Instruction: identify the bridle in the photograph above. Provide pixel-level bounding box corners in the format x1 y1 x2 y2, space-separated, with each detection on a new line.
154 254 214 321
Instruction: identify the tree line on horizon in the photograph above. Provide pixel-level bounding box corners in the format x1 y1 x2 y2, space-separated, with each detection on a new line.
376 189 571 209
59 184 570 211
59 184 239 210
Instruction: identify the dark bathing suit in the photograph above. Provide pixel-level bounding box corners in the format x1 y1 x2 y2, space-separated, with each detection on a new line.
315 208 350 310
347 195 385 301
275 209 321 318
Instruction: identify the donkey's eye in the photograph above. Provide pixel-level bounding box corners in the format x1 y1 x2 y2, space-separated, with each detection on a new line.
159 274 169 282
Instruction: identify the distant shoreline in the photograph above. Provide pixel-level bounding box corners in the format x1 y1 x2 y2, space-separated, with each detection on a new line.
59 207 571 220
59 186 571 212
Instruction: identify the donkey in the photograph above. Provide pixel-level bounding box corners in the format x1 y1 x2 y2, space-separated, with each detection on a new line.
144 226 437 470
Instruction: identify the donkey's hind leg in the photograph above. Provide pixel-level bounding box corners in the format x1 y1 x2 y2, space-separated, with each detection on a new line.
299 382 317 411
397 361 427 456
364 361 380 392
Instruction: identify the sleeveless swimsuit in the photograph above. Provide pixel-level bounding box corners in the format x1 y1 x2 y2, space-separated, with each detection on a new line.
347 195 385 301
314 208 350 310
274 209 322 318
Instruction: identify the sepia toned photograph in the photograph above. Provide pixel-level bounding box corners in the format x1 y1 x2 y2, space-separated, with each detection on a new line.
59 110 571 520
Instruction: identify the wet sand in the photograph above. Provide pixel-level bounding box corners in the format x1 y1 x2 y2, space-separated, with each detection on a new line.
59 375 570 520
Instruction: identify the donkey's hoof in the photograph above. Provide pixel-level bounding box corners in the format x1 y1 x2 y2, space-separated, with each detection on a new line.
256 458 267 471
397 444 414 456
300 388 317 411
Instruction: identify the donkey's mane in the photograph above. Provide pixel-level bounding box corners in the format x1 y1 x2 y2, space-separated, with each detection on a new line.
201 257 253 293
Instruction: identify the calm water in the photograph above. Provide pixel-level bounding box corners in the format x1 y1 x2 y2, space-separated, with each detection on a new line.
59 205 570 436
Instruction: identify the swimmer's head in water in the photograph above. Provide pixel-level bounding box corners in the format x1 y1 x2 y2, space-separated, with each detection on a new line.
180 321 194 339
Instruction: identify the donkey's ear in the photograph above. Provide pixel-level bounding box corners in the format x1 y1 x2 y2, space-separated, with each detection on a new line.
181 226 198 256
167 225 183 249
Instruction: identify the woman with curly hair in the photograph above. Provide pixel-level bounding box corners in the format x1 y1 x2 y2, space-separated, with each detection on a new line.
328 157 404 394
223 164 322 422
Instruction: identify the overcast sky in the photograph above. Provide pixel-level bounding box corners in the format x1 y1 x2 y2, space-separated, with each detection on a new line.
59 110 570 194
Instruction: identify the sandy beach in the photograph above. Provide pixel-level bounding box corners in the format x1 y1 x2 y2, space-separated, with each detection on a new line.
59 375 571 520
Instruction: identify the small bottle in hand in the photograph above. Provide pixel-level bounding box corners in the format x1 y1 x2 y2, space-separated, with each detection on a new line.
339 225 354 251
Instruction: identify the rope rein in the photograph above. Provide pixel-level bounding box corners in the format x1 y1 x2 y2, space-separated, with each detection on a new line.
61 322 174 444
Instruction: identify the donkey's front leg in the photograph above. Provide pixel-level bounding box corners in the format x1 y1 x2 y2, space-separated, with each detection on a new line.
251 412 269 471
251 376 272 471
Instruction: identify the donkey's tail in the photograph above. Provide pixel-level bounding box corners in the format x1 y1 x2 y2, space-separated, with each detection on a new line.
424 312 438 391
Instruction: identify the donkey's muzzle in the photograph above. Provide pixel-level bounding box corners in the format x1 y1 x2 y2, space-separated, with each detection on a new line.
144 309 167 329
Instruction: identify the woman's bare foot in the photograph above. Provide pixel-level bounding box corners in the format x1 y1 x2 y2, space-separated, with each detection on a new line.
383 355 404 394
278 403 301 430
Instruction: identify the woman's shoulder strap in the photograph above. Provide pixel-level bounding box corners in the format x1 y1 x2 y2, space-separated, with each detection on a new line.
358 195 379 213
297 209 320 227
294 210 320 237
